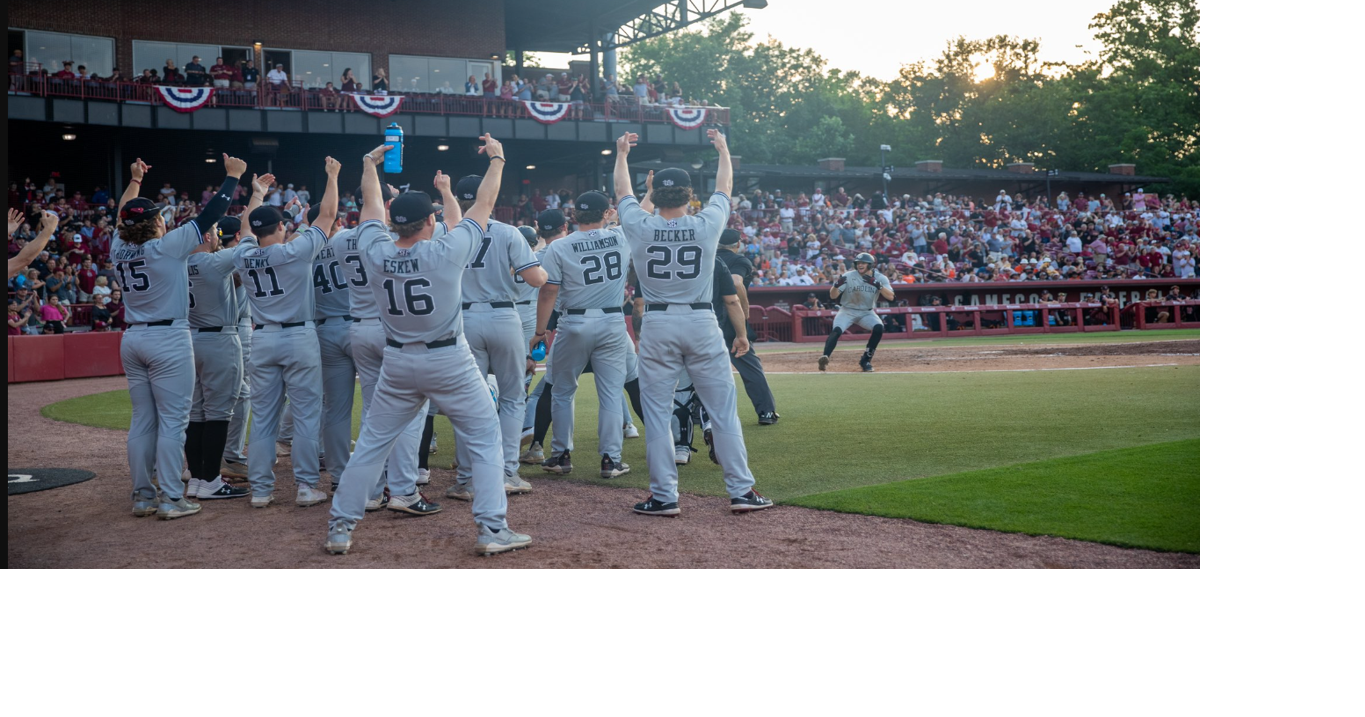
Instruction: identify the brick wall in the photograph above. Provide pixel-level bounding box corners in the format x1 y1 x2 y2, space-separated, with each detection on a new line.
11 0 505 74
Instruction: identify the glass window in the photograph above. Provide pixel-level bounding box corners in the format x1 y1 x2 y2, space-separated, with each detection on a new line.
69 34 115 76
174 44 218 70
131 41 175 75
427 57 465 95
293 50 331 88
389 55 426 93
331 52 370 92
26 30 113 76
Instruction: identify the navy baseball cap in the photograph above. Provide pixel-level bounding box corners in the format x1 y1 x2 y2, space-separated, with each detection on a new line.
354 184 398 208
575 191 610 212
455 175 482 201
249 206 284 234
653 167 691 189
719 229 742 245
517 225 538 248
537 209 566 232
389 191 436 225
217 216 241 237
119 197 158 226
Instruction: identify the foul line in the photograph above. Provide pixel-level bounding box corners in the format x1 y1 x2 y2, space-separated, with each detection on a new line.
763 363 1183 375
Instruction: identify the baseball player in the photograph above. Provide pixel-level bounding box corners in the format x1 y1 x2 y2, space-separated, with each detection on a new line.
533 191 632 479
233 156 341 509
327 136 531 556
308 201 355 488
183 173 273 501
445 173 547 499
819 252 894 372
612 129 773 515
113 154 245 519
219 216 252 479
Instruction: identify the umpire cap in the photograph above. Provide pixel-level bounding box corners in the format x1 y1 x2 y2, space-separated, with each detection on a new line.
653 167 691 189
854 252 874 265
517 225 538 249
455 175 482 202
719 229 742 245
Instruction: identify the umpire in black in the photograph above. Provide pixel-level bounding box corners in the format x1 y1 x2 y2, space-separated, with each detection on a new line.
715 229 779 425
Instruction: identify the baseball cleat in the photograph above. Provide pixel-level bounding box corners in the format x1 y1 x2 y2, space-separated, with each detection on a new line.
186 477 203 497
703 428 718 465
758 411 780 426
475 524 533 555
541 451 572 475
730 490 775 512
387 492 442 516
445 482 473 501
633 497 681 517
674 446 692 465
295 485 329 507
504 472 533 494
196 476 249 500
521 428 535 447
132 498 159 518
250 494 273 509
623 423 640 439
818 355 829 372
364 492 389 511
156 496 202 520
276 441 290 457
428 437 438 455
519 442 545 464
860 352 874 372
417 468 431 486
600 454 631 479
220 459 248 479
325 525 353 555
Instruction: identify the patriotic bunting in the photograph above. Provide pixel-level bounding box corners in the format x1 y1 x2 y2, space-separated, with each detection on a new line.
351 94 404 117
156 86 214 113
523 101 572 124
666 107 708 130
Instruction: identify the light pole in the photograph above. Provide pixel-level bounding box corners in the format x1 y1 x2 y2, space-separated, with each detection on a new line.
879 144 892 201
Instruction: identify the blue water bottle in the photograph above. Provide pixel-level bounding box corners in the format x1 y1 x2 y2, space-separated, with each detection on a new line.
531 341 546 361
383 122 403 174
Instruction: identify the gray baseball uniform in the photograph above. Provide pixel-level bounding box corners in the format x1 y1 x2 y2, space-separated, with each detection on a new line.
329 218 508 533
515 245 543 342
312 238 355 479
233 224 328 497
224 272 252 464
454 220 540 483
328 226 423 501
833 270 886 331
188 245 246 422
112 220 210 503
618 192 756 503
541 226 631 462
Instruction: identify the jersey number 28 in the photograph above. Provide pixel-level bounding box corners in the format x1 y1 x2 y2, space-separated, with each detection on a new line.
581 251 622 285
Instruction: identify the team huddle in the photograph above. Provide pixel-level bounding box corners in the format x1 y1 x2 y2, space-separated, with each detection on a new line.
108 127 888 556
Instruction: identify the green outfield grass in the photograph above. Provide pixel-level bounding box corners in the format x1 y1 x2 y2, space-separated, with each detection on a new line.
43 362 1198 551
754 328 1200 354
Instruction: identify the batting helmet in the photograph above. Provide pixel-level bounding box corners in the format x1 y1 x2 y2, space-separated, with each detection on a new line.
517 225 538 249
854 252 874 265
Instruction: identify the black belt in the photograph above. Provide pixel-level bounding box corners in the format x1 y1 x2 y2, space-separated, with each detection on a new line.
133 319 175 327
317 315 352 324
646 303 712 312
515 300 531 305
254 321 307 330
387 336 460 350
462 301 514 309
193 326 227 333
567 306 623 315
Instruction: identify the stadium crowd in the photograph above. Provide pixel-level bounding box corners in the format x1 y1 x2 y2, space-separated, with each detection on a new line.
9 166 1198 334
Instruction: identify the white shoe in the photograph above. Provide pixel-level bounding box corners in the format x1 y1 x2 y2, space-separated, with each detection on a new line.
417 468 431 485
186 477 203 496
504 472 533 495
251 494 273 509
296 485 329 507
674 446 692 465
196 475 249 500
276 441 290 457
623 423 640 439
365 494 389 511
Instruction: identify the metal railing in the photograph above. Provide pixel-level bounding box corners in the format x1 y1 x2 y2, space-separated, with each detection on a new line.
8 72 731 125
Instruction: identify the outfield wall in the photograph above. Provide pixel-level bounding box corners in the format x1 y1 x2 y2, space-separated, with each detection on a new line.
748 278 1199 309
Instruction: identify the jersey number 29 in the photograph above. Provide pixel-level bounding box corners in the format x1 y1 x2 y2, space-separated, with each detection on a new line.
645 245 701 280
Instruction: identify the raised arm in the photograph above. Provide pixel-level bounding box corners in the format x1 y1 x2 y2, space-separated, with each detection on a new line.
640 170 655 215
8 211 57 279
466 133 505 230
191 154 246 235
8 209 23 238
315 157 341 234
709 129 732 197
245 173 275 217
359 144 391 224
613 132 637 201
433 170 462 225
117 158 151 214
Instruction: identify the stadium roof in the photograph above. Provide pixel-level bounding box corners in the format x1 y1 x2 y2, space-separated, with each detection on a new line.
505 0 765 54
626 159 1170 185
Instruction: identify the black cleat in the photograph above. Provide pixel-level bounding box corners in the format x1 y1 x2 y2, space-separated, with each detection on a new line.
818 355 829 372
387 492 442 516
600 453 631 479
633 497 681 516
859 352 874 372
541 451 573 475
703 428 718 465
758 411 780 426
730 490 775 512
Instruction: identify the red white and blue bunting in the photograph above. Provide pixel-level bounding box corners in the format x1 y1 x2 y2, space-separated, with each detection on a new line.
523 101 572 124
351 94 404 117
667 107 708 130
156 86 214 113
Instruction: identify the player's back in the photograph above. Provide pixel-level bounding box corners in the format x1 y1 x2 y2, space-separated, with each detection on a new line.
358 218 480 344
312 237 350 319
618 193 729 305
110 223 204 324
328 227 378 319
543 227 629 309
233 225 327 324
462 220 539 304
188 247 241 328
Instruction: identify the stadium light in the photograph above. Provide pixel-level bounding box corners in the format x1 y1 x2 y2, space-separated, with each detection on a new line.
205 157 217 163
526 165 536 170
601 149 612 155
437 144 450 151
742 0 769 8
61 133 76 141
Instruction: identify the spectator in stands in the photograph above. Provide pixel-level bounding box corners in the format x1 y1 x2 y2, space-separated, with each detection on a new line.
296 185 311 205
482 71 498 99
163 59 182 84
8 301 31 335
1143 288 1170 324
341 68 359 93
267 63 290 106
75 257 98 301
210 57 233 89
436 80 456 95
76 65 92 80
9 49 24 74
464 75 479 96
240 60 259 90
54 61 77 80
372 68 388 94
106 288 126 330
319 81 341 111
568 74 587 117
633 75 649 102
668 81 684 106
39 293 70 333
185 56 207 86
91 292 113 331
556 73 573 102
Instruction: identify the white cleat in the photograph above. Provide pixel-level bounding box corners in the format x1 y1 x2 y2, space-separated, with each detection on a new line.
296 485 329 507
623 423 640 439
674 446 692 465
417 468 431 485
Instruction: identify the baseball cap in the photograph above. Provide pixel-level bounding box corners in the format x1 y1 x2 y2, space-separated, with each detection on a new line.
389 191 436 225
719 229 742 245
517 225 538 248
653 167 691 189
575 191 610 212
249 206 284 234
217 216 241 237
353 184 398 208
119 198 157 227
455 175 482 201
537 209 566 233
